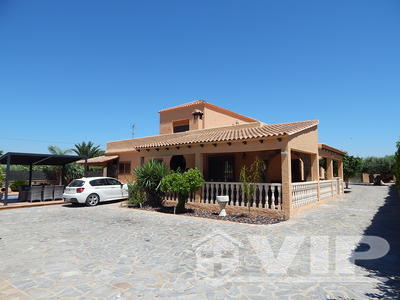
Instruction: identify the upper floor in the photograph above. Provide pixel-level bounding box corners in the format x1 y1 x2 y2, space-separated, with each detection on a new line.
159 100 258 134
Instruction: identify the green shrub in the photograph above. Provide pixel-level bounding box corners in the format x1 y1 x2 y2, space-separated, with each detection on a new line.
160 168 204 213
343 154 362 188
10 180 28 192
64 163 85 183
134 159 169 207
395 139 400 193
0 172 4 189
128 183 146 206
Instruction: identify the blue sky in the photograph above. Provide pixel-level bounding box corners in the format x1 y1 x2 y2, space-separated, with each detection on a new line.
0 0 399 157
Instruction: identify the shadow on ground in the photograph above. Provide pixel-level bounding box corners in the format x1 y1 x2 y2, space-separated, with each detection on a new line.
62 199 123 208
352 185 400 299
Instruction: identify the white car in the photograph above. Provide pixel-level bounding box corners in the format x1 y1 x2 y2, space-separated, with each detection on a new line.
63 177 128 206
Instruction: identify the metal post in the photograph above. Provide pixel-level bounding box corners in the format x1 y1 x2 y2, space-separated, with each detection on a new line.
3 154 11 206
28 164 33 187
61 164 66 185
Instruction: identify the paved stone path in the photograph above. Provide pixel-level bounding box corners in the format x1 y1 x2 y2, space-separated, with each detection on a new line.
0 185 398 299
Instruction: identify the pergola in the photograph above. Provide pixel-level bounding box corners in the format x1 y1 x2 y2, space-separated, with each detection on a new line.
0 152 87 205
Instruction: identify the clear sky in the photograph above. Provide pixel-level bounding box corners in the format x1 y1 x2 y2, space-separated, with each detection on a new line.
0 0 399 157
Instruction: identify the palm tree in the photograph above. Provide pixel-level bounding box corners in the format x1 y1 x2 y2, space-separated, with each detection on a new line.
47 146 73 184
48 145 73 155
73 141 104 158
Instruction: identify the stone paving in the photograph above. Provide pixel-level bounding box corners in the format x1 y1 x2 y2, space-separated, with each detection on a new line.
0 185 398 299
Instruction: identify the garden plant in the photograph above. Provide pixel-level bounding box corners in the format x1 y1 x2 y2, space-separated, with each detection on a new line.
239 157 264 214
160 168 204 213
134 159 169 207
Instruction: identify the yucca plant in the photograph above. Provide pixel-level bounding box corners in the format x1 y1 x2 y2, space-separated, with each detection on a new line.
134 159 169 207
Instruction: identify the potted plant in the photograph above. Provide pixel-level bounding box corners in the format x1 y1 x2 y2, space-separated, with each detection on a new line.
160 168 204 213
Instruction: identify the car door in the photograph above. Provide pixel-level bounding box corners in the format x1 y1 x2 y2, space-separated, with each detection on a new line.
89 179 110 201
106 178 123 199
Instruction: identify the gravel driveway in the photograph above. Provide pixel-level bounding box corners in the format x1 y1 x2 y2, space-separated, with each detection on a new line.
0 184 398 299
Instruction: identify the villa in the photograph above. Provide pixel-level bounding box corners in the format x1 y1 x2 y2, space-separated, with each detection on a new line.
82 100 345 219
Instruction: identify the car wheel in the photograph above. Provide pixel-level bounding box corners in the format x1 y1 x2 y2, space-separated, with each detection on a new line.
86 194 100 206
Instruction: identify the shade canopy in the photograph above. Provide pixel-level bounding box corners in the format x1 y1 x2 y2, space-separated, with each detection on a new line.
0 152 86 166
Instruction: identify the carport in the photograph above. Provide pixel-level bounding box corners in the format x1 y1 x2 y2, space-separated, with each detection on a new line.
0 152 87 206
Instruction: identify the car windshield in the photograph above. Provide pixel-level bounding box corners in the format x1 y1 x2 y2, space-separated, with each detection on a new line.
68 180 85 187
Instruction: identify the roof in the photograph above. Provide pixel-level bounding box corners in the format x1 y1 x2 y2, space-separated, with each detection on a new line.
108 120 319 151
0 152 86 166
159 100 206 112
76 155 119 165
318 144 346 156
159 100 258 122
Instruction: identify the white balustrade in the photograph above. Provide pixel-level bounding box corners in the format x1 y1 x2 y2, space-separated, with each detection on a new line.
165 179 344 211
202 182 282 210
291 181 318 208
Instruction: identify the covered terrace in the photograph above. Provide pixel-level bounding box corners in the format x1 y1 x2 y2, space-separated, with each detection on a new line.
0 152 86 206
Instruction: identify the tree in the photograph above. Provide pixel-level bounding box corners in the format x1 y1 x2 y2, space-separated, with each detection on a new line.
362 156 395 176
0 150 3 156
0 172 4 190
73 141 104 158
239 158 264 214
160 168 204 213
48 145 73 155
64 163 85 183
47 146 75 184
394 139 400 192
343 154 362 188
134 159 169 207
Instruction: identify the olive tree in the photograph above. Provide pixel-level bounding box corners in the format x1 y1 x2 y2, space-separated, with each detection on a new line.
343 154 362 188
160 168 204 213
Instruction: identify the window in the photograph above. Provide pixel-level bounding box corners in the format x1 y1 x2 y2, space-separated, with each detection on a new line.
119 162 131 174
173 120 190 133
107 178 121 185
208 155 235 182
89 179 108 186
68 180 84 187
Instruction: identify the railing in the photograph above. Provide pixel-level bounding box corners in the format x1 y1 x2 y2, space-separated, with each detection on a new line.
341 178 345 193
163 191 195 202
202 182 282 210
319 180 333 200
164 179 344 211
292 181 318 208
292 179 343 208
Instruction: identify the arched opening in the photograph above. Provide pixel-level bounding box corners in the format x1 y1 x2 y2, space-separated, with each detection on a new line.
170 155 186 172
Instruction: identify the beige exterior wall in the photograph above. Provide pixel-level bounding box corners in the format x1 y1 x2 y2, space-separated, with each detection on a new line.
116 151 139 183
202 106 251 129
289 126 319 154
159 104 254 134
159 104 205 134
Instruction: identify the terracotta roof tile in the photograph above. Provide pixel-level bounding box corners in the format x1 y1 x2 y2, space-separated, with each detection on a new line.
127 120 318 149
76 155 119 164
159 100 206 112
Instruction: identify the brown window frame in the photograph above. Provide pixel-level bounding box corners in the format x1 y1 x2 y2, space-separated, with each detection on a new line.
118 162 131 175
173 119 190 133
